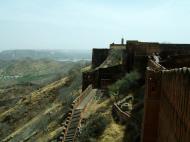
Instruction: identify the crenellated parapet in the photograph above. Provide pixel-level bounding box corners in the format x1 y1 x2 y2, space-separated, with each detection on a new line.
157 67 190 142
142 58 190 142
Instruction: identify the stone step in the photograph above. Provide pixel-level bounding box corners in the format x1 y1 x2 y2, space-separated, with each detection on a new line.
67 128 77 134
73 111 81 115
65 138 73 142
65 137 73 142
65 133 75 137
74 109 81 113
67 128 77 132
70 119 80 123
69 125 78 130
65 134 75 139
72 114 81 118
69 123 79 127
70 123 79 128
72 115 80 119
72 115 80 120
66 129 76 134
74 109 82 112
72 114 80 118
66 133 75 138
73 111 81 116
70 118 80 123
65 140 73 142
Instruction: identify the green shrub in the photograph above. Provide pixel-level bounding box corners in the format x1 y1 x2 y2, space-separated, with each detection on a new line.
78 113 111 142
108 71 140 99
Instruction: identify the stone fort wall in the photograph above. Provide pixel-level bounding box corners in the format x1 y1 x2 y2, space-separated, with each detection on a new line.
92 48 109 69
142 67 190 142
83 40 190 91
158 68 190 142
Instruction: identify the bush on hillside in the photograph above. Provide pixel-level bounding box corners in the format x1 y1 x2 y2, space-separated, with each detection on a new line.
78 113 111 142
108 71 140 99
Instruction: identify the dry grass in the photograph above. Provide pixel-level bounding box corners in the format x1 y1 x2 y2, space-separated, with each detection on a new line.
0 77 70 120
81 65 92 72
2 103 62 142
0 76 70 141
82 96 125 142
83 98 111 119
98 120 125 142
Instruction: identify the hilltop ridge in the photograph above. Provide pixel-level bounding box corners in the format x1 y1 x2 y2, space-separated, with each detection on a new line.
0 50 91 61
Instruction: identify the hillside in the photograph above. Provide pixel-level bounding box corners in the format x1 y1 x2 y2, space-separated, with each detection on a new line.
0 77 70 141
0 58 89 88
1 40 189 142
0 58 87 141
0 50 91 61
0 44 143 142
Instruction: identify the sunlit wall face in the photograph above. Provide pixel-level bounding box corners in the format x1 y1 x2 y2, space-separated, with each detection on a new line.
0 0 190 51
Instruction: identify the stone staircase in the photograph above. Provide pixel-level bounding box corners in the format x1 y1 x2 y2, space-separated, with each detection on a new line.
57 85 97 142
64 109 82 142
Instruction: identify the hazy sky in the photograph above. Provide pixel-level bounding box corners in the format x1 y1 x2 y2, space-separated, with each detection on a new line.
0 0 190 50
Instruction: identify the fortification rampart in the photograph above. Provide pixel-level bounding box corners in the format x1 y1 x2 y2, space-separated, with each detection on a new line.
92 49 109 69
159 44 190 56
141 67 190 142
141 68 161 142
94 65 125 89
160 54 190 69
83 40 190 91
158 68 190 142
80 39 190 142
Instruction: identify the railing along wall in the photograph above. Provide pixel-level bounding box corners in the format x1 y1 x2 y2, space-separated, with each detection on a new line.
148 59 166 71
112 103 131 123
113 101 143 125
72 86 94 142
73 85 92 107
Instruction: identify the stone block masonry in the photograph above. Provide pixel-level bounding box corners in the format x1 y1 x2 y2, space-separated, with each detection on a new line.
92 49 109 69
141 67 190 142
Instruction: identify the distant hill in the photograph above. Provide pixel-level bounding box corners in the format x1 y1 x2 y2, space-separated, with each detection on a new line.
0 58 68 76
0 58 89 88
0 49 91 60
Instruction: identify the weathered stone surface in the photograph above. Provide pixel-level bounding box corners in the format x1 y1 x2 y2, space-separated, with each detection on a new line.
142 64 190 142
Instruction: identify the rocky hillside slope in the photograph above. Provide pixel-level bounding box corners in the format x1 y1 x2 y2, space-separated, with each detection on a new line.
0 59 88 142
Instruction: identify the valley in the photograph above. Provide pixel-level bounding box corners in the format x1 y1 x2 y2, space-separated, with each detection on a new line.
0 55 89 141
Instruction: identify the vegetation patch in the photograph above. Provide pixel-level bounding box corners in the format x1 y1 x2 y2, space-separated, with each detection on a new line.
108 71 140 100
78 112 111 142
98 120 125 142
